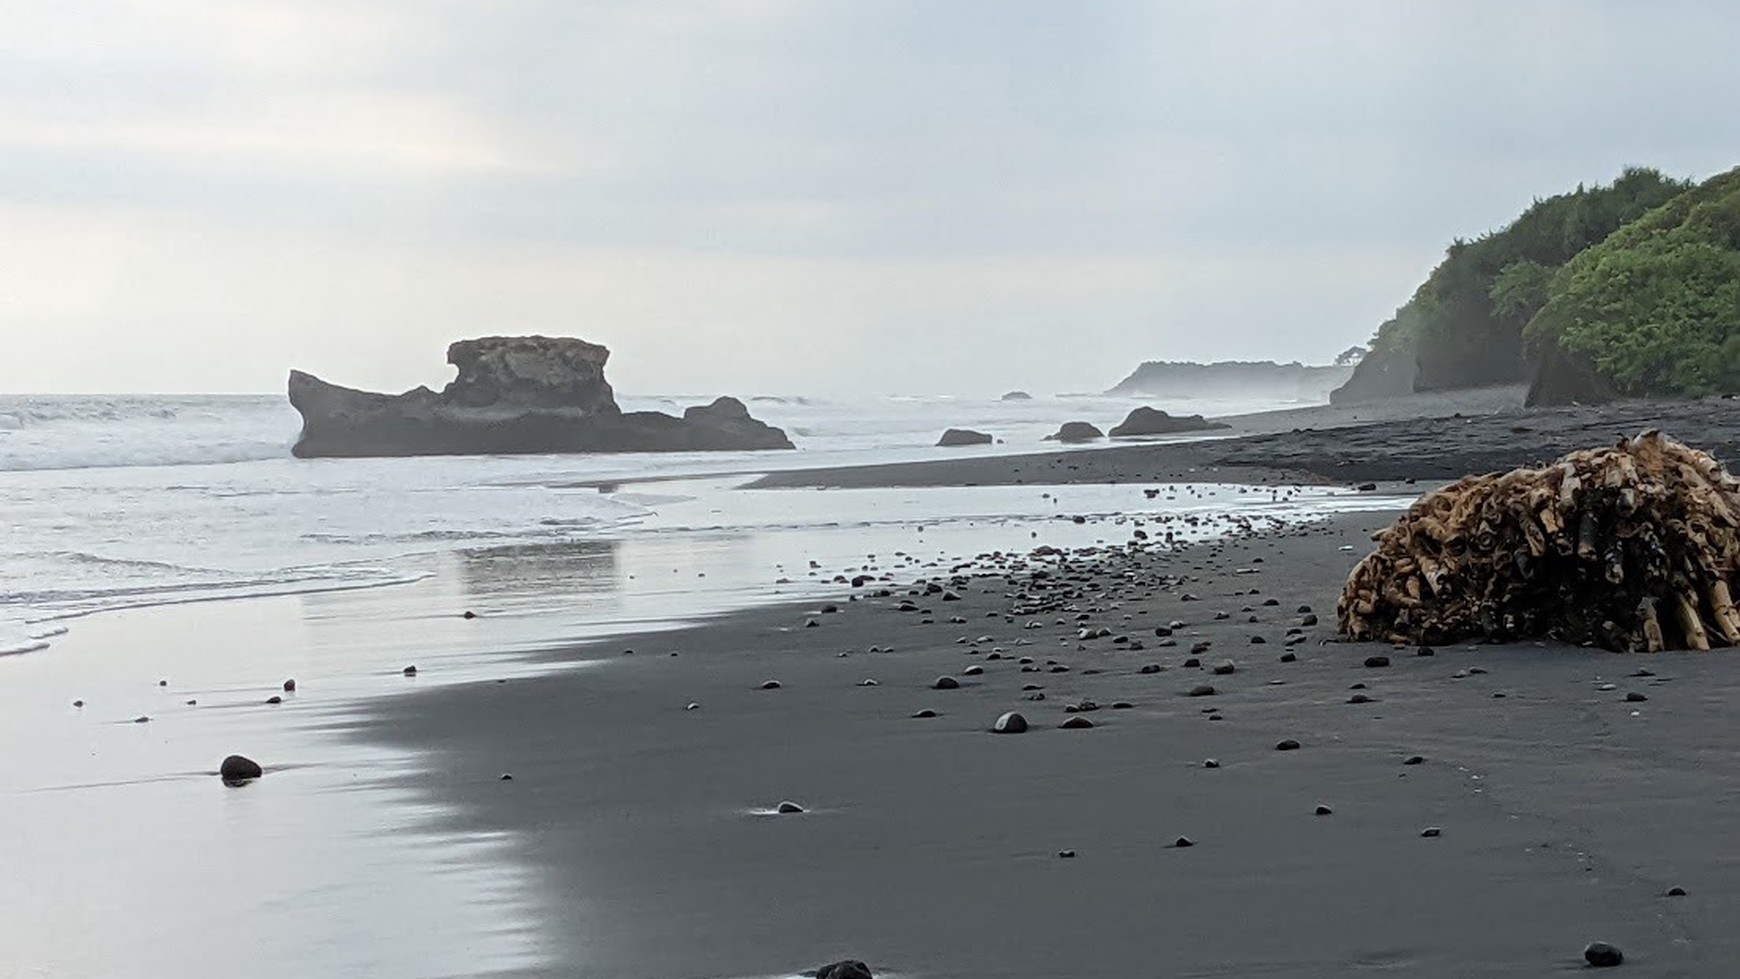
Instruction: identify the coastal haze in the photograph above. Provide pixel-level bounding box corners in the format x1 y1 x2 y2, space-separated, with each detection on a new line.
6 4 1740 979
1 0 1736 395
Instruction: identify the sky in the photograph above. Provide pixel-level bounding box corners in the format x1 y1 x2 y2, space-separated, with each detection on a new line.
0 0 1735 397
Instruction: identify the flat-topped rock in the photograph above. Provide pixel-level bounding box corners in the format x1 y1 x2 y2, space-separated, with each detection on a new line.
1044 421 1104 443
289 336 793 458
937 428 994 447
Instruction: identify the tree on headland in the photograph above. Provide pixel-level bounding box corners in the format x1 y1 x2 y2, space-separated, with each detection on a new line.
1333 345 1366 366
1525 165 1740 399
1355 167 1691 392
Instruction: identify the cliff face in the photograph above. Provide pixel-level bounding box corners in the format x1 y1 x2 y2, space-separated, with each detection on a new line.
1329 347 1418 404
288 335 793 458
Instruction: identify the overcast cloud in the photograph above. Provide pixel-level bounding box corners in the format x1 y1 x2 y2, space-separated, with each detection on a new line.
1 0 1735 395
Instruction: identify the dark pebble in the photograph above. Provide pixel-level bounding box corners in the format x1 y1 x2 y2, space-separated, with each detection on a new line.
1202 758 1220 768
282 679 297 692
1139 664 1161 674
1188 684 1217 697
776 801 805 814
1348 694 1374 704
1416 646 1435 657
265 695 282 705
1276 738 1301 751
1249 635 1267 644
1280 652 1297 662
403 665 418 676
1403 755 1424 765
1582 942 1623 968
499 773 514 781
1111 701 1134 709
1420 826 1442 838
911 709 937 718
1212 660 1236 675
992 711 1028 734
1364 655 1390 668
1059 716 1094 729
1173 836 1196 848
219 754 263 783
816 961 873 979
933 676 960 690
760 679 782 690
1314 804 1333 815
1300 614 1318 627
462 610 477 619
1667 886 1686 897
1057 849 1076 859
1625 692 1647 702
962 665 983 676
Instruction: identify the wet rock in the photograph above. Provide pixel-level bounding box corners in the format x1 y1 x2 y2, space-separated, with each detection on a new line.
1403 755 1424 765
1057 849 1076 859
911 709 937 718
1211 660 1237 676
1188 684 1217 697
500 773 514 781
1276 738 1301 751
219 754 263 783
72 699 84 708
1280 652 1297 662
1249 635 1266 644
265 695 282 705
1139 664 1161 674
402 665 418 676
1059 716 1095 729
991 711 1029 733
1348 694 1374 704
1173 836 1196 848
1202 758 1220 768
1582 942 1623 968
816 960 873 979
777 801 805 814
462 610 477 619
1416 646 1435 657
1363 655 1390 668
1420 826 1442 838
932 675 961 690
1625 692 1647 703
1314 804 1333 816
282 679 297 692
962 665 984 676
760 679 782 690
1667 886 1687 897
1300 614 1319 627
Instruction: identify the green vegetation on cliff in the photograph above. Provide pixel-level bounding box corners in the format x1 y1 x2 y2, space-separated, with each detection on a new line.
1525 166 1740 399
1351 167 1690 396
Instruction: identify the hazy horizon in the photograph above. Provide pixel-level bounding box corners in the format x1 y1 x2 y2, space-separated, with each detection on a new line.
2 1 1735 397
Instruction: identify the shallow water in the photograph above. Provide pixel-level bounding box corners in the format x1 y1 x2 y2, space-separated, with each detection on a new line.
0 469 1407 978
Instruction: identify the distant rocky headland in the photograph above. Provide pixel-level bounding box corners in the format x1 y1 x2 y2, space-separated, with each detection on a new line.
1106 360 1353 401
288 335 793 458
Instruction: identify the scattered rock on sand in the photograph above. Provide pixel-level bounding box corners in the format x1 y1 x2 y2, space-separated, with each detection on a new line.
1000 390 1032 401
1202 758 1220 768
1276 738 1301 751
1583 942 1623 968
1315 804 1333 815
219 754 263 783
933 675 960 690
1173 836 1196 848
1188 684 1217 697
776 801 805 814
1057 849 1076 858
282 678 297 692
1420 826 1442 838
1212 660 1237 675
962 665 983 676
1363 655 1390 668
991 711 1028 734
1059 716 1094 729
1403 755 1424 765
937 428 994 447
72 699 83 708
816 960 873 979
1625 692 1648 702
1667 886 1687 897
402 665 418 676
911 709 937 718
760 680 782 690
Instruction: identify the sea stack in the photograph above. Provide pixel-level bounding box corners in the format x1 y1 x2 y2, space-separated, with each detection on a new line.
288 336 794 458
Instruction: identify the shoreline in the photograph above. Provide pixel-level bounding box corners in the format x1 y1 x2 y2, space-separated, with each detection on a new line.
349 501 1740 977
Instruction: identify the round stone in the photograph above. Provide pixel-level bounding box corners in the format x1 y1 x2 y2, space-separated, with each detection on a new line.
1403 755 1424 765
1059 716 1094 729
1364 655 1390 668
282 679 297 692
991 711 1028 734
219 754 263 783
933 676 960 690
1276 738 1301 751
817 960 873 979
1188 684 1216 697
1348 694 1374 704
1173 836 1195 848
1211 660 1236 676
1202 758 1220 768
776 801 805 814
1582 942 1623 968
911 709 937 718
1314 804 1333 815
402 665 418 676
1139 664 1161 674
760 679 782 690
1667 885 1687 897
962 665 984 676
1420 826 1442 838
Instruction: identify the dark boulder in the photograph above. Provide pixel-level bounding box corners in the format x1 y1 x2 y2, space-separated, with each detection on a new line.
289 336 793 458
937 428 994 447
1000 390 1033 401
816 961 873 979
219 754 263 784
1108 406 1229 438
1044 421 1104 443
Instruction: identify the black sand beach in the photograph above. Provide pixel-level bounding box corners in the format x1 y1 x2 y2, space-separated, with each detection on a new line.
354 487 1740 976
749 390 1740 489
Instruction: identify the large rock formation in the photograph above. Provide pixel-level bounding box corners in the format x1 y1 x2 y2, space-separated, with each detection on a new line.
1044 421 1104 443
1330 346 1418 404
289 336 794 458
1524 343 1619 407
1107 361 1353 400
1107 406 1229 438
936 428 994 447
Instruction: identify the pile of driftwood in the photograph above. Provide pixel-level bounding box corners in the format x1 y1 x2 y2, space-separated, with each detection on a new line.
1340 432 1740 652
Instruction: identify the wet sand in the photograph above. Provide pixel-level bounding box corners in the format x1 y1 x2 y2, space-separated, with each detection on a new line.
748 389 1740 489
355 507 1740 978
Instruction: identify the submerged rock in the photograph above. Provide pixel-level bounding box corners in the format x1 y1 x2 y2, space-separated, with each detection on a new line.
289 336 793 458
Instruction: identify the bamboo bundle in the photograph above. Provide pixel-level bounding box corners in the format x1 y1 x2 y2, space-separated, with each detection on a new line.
1339 431 1740 652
